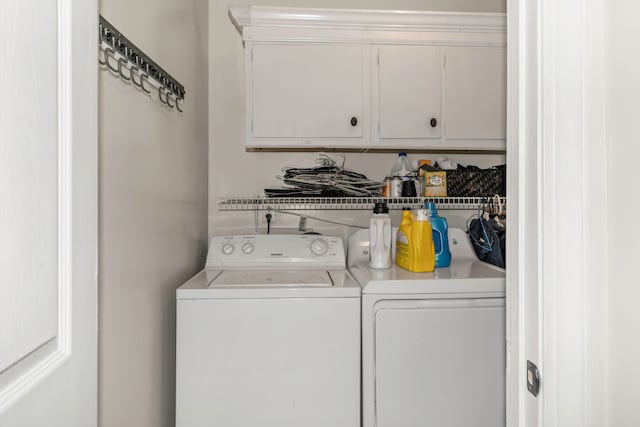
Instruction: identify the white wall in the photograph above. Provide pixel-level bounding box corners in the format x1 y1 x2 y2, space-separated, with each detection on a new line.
209 0 506 237
606 0 640 425
98 1 208 426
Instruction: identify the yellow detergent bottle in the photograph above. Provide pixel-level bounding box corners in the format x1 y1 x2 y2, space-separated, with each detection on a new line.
396 208 436 272
395 209 413 270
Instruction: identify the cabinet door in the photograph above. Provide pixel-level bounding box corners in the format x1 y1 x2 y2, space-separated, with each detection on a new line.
251 44 365 139
444 46 506 140
377 46 442 139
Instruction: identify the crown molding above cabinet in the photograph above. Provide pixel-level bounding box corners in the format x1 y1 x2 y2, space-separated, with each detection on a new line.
229 6 507 151
229 6 506 42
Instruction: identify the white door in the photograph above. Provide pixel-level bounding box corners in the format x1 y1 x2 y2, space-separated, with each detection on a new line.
376 45 442 139
444 46 506 141
251 43 366 139
506 0 541 424
512 0 610 425
0 0 98 425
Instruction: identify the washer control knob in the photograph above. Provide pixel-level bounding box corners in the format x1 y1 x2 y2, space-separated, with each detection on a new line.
241 242 255 255
309 238 329 256
221 243 235 255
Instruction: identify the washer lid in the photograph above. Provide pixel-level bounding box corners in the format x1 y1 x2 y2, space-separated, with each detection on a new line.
210 270 333 287
176 269 361 299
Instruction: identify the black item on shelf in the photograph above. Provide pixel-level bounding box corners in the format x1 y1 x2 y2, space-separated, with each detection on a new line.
265 165 383 198
401 180 417 197
445 164 506 197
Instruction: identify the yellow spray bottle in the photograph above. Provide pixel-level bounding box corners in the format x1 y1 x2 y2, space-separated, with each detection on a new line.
396 208 436 272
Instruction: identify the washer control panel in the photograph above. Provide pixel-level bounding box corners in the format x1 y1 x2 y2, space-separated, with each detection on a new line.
207 234 345 269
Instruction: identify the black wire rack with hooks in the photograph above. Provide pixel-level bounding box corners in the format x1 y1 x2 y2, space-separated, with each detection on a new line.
99 15 185 111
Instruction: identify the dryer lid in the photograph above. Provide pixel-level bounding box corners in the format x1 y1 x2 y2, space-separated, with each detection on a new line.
351 260 505 296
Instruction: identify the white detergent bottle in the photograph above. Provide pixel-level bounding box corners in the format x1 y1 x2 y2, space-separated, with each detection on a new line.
369 202 392 269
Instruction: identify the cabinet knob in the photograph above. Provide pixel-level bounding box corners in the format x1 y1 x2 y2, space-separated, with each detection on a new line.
430 117 437 128
350 116 358 127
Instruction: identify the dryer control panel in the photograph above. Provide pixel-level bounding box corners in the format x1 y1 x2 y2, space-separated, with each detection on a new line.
206 234 345 269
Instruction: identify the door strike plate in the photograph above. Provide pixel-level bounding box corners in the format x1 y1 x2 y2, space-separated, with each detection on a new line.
527 360 541 397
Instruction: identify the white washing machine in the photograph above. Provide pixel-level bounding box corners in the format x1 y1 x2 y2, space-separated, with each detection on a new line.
176 234 360 427
348 228 506 427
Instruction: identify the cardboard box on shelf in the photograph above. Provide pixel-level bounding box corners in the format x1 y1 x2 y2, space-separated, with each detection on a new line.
424 171 447 197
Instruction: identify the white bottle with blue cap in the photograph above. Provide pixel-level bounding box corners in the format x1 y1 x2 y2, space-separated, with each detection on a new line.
425 202 451 267
389 152 413 179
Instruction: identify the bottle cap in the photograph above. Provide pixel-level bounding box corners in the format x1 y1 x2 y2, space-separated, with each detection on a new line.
415 209 430 221
424 201 438 215
373 201 389 214
399 152 407 156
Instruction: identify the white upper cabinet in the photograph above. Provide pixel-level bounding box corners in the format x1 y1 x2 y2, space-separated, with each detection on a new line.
229 6 506 150
444 46 506 142
377 46 442 140
251 44 367 143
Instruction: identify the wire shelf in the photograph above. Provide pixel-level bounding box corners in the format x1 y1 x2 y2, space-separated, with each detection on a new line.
219 196 506 211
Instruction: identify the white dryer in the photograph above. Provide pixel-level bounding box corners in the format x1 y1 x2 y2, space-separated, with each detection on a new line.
348 228 506 427
176 234 360 427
